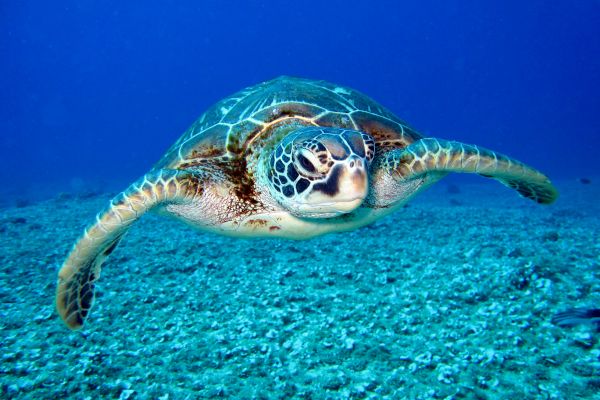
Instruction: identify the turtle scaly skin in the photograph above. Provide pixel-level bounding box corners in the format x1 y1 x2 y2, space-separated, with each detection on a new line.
377 138 557 204
56 76 558 329
56 170 202 328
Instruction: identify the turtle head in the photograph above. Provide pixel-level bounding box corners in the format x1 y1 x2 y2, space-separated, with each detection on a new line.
267 127 375 218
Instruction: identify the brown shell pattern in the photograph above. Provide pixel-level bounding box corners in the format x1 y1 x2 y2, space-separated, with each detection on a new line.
154 76 422 170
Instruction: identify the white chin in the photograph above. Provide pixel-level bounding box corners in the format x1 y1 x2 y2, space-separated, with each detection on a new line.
295 197 365 218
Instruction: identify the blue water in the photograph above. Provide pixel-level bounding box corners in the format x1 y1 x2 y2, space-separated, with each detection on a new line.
2 3 600 398
2 1 599 203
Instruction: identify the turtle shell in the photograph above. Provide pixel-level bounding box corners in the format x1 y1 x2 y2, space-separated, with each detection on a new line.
155 76 422 170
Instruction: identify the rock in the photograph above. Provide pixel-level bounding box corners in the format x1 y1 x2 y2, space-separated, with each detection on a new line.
323 374 347 391
508 248 523 258
573 332 595 349
344 338 355 351
265 329 278 339
436 364 456 384
587 379 600 390
570 363 597 377
6 384 19 395
118 389 135 400
542 231 559 242
415 351 433 366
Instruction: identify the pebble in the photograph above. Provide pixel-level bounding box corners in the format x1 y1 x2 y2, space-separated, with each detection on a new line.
415 351 433 366
265 329 278 339
344 338 355 351
573 332 595 349
119 390 135 400
542 231 560 242
436 364 455 384
7 384 19 395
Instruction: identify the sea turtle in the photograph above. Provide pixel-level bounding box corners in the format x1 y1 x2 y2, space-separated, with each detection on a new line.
56 76 558 329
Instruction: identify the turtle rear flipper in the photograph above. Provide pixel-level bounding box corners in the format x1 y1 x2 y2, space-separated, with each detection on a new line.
56 170 203 329
384 138 558 204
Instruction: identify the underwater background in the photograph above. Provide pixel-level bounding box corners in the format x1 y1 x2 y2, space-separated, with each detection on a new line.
1 1 600 399
2 1 599 201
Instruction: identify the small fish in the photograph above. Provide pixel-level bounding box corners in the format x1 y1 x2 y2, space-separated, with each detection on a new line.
552 308 600 332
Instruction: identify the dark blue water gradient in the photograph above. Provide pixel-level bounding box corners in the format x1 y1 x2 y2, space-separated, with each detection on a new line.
1 1 599 201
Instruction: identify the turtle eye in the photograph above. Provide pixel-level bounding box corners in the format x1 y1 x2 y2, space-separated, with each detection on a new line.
294 149 321 177
298 154 315 172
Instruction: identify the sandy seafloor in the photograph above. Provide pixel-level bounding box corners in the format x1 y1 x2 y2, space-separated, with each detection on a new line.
0 179 599 400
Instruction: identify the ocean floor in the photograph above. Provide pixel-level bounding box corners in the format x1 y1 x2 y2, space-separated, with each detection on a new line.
1 178 599 399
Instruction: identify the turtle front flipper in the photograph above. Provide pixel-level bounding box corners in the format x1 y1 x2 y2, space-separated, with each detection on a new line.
56 169 203 329
379 138 558 204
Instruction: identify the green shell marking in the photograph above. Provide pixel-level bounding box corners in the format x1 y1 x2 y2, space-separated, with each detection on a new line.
155 76 422 170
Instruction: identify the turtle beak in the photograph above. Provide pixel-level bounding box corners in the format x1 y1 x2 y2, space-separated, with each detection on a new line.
303 155 368 216
333 155 368 211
